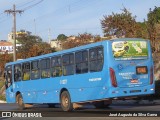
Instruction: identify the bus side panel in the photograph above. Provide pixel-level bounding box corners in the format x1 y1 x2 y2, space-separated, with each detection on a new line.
64 69 110 102
5 87 16 103
6 81 23 103
65 42 111 102
20 79 60 103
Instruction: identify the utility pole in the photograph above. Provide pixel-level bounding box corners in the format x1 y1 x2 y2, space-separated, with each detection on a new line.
48 28 51 44
5 4 23 61
34 19 36 36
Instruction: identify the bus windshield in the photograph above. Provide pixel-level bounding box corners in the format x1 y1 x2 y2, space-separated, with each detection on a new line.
112 40 148 60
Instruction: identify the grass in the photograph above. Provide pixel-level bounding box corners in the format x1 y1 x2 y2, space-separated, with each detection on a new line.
0 95 6 101
0 81 5 89
0 80 6 101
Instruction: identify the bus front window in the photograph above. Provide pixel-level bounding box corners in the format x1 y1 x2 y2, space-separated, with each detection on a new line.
5 66 12 89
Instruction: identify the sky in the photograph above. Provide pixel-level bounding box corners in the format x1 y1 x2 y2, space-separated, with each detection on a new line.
0 0 160 42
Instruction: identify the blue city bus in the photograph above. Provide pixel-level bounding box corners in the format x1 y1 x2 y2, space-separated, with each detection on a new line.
4 38 155 111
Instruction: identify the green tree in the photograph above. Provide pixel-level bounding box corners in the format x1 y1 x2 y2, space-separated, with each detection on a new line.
147 6 160 51
28 42 55 57
136 22 148 39
0 52 12 76
57 34 67 41
101 8 140 38
17 34 55 59
61 33 101 49
17 35 42 59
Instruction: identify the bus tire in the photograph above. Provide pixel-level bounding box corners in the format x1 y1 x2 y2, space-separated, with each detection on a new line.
60 91 73 111
94 101 110 109
16 94 25 110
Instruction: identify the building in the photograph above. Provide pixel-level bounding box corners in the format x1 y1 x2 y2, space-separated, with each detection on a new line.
8 30 31 44
50 39 62 50
0 41 13 54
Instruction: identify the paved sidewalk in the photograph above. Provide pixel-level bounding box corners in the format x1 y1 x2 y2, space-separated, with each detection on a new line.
0 100 6 103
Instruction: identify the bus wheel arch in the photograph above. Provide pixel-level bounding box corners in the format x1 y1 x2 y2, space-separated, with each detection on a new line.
16 92 25 110
60 88 73 111
15 91 21 102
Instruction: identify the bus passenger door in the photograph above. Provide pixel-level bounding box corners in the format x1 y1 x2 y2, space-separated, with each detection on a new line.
5 66 14 103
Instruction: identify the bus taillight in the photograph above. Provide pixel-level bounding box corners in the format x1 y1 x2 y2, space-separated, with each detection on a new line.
109 67 117 87
150 66 153 85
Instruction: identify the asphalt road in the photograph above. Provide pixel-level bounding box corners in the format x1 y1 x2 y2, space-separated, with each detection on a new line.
0 102 160 119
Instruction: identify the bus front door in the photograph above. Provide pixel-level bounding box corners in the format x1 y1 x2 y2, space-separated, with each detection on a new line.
5 66 14 103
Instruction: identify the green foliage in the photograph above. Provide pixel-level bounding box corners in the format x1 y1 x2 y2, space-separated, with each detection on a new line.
101 8 139 38
147 6 160 50
16 34 55 59
61 33 101 49
0 81 5 101
148 6 160 25
31 42 56 56
57 34 67 41
136 22 148 39
0 54 13 76
17 35 42 58
0 95 6 101
0 81 4 89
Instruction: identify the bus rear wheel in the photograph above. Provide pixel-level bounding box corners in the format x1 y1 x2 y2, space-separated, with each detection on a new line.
16 94 25 110
60 91 73 111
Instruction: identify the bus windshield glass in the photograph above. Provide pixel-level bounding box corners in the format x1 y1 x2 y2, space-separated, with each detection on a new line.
112 40 148 60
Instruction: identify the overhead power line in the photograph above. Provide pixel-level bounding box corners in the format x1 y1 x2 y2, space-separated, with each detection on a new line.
0 0 43 23
0 18 8 23
17 0 96 27
23 0 44 11
17 0 38 8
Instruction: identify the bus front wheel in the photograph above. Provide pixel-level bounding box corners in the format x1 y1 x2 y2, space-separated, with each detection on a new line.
16 94 25 110
60 91 73 111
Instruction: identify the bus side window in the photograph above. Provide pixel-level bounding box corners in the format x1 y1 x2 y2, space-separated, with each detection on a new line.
31 60 40 80
62 53 74 76
75 52 82 74
22 62 30 80
82 51 88 73
14 64 22 82
89 47 104 72
75 50 88 74
89 48 97 72
97 47 104 71
40 58 50 78
51 56 62 77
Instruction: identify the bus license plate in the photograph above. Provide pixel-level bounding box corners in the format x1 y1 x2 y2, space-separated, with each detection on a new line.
136 66 147 74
